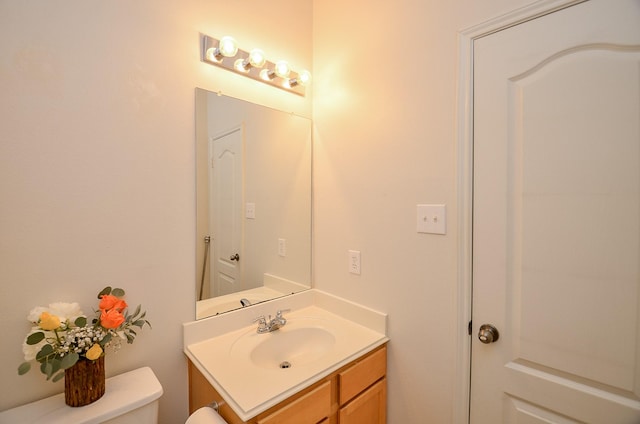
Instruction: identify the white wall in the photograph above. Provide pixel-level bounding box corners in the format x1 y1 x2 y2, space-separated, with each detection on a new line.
0 1 311 423
312 1 532 422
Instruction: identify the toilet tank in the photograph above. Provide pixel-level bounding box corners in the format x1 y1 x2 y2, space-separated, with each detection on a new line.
0 367 163 424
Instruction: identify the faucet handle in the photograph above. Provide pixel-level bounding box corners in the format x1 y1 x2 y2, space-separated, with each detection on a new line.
253 315 270 333
275 309 291 318
253 315 268 331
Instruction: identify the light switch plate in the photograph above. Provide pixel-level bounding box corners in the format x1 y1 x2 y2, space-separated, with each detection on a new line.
417 204 446 235
245 203 256 219
278 238 286 257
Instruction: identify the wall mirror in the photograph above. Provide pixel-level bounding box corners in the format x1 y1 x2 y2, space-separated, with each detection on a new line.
195 88 312 319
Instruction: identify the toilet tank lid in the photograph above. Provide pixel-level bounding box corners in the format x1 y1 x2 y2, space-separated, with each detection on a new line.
0 366 163 424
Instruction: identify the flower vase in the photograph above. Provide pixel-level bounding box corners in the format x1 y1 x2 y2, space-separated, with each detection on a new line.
64 356 105 407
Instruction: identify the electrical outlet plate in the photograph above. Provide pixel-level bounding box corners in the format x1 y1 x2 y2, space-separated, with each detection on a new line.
417 204 446 235
278 238 286 257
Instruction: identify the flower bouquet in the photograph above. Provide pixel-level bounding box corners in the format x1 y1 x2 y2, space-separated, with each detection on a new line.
17 286 150 406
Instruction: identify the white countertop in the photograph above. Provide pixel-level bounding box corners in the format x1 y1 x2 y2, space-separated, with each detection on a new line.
183 289 388 421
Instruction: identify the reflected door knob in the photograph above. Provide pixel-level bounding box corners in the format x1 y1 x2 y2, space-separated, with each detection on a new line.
230 253 240 261
478 324 500 344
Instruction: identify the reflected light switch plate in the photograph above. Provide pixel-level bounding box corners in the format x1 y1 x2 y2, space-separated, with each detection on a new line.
246 203 256 219
417 204 446 235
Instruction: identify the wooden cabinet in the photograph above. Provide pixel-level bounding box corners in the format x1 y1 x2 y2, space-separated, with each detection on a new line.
188 344 387 424
338 346 386 424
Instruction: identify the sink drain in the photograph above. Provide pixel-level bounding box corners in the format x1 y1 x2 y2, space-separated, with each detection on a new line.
279 361 292 369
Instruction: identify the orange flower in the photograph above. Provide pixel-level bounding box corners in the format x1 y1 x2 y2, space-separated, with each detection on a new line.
100 308 125 329
99 294 127 312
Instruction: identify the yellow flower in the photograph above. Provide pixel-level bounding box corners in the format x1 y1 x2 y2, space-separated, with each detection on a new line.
85 344 103 360
39 312 60 331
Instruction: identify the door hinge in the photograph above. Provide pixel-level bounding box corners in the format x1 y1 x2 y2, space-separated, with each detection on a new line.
468 320 472 336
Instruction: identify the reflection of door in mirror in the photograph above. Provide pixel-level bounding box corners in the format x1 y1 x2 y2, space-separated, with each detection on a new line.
195 88 312 319
210 126 243 297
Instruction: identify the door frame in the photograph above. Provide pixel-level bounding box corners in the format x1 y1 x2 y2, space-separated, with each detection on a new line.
454 1 585 423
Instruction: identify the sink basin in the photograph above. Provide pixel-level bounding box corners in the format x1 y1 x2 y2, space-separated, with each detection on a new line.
229 316 339 370
248 327 336 369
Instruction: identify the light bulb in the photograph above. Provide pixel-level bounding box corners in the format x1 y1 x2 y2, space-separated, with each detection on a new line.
260 69 275 80
234 58 249 72
234 49 267 73
205 47 220 62
248 49 266 68
218 36 238 58
274 60 291 78
298 70 312 86
289 70 312 87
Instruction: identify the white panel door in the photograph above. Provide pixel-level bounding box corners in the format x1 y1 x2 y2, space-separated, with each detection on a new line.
471 1 640 422
210 126 243 297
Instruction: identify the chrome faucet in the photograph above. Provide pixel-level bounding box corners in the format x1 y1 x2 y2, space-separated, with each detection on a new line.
253 309 291 333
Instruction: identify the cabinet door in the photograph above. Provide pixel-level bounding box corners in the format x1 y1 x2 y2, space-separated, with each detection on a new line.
339 378 386 424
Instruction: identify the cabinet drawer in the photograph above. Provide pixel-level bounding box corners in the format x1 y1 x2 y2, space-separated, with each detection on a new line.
339 378 386 424
257 380 331 424
338 346 387 405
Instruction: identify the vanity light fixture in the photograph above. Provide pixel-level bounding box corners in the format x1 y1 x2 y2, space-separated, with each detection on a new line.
202 34 310 96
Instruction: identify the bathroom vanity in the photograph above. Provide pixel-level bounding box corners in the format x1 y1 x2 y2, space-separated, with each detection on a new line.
188 344 386 423
183 289 388 423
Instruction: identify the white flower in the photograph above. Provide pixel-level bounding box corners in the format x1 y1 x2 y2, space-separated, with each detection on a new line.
27 302 85 328
48 302 85 325
26 306 47 323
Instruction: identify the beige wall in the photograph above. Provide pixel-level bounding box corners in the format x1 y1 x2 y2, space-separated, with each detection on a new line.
312 1 532 422
0 0 543 423
0 1 311 423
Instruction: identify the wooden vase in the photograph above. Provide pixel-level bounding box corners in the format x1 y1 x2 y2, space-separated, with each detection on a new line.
64 355 105 407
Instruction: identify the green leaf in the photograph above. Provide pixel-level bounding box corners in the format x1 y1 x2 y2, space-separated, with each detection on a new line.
133 319 146 328
60 352 79 370
98 286 112 298
36 344 54 361
49 358 61 375
100 333 112 346
26 332 45 345
132 304 141 317
112 287 125 297
126 333 135 343
75 316 87 327
44 362 53 379
18 362 31 375
52 371 65 382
